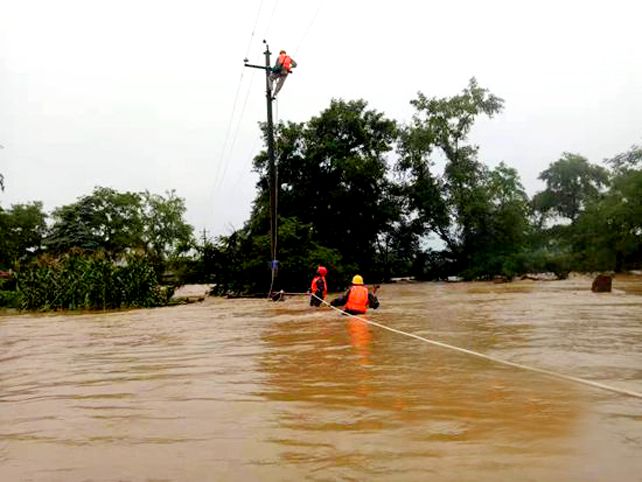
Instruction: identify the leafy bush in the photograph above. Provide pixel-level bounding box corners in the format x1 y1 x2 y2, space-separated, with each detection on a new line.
0 290 19 308
16 251 168 311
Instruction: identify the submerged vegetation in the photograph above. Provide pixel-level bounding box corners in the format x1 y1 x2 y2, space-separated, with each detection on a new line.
17 251 170 311
1 78 641 308
0 188 191 310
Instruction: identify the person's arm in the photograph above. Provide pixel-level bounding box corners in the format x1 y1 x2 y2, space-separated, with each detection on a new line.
290 58 297 68
330 288 351 307
368 293 380 310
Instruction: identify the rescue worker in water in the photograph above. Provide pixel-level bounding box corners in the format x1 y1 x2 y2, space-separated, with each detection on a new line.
309 265 328 307
330 275 380 315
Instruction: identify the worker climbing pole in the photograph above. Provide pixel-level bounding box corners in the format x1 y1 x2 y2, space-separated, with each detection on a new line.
243 41 293 296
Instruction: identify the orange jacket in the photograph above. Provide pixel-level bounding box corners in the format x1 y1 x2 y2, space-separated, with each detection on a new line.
344 285 369 314
310 275 327 299
277 54 294 73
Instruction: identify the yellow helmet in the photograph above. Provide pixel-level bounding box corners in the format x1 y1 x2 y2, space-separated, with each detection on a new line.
351 275 364 285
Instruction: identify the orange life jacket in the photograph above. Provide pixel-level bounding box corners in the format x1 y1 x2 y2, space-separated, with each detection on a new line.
344 285 369 314
278 54 293 73
310 276 327 298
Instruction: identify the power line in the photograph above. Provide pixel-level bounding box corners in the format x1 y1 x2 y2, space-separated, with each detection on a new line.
211 0 277 230
245 0 266 59
214 0 318 216
230 137 261 192
213 68 258 195
262 0 280 40
292 0 323 58
212 70 246 190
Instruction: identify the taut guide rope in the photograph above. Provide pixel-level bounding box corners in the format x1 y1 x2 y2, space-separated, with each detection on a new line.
309 293 642 400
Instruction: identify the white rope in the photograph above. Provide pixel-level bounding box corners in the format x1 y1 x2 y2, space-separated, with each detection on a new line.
312 293 642 400
267 264 276 299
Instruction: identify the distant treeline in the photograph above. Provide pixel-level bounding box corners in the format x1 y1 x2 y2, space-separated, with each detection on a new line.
1 78 640 308
0 189 193 310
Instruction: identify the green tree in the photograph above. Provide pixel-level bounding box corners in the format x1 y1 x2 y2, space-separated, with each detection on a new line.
252 99 398 279
397 78 520 277
210 216 344 295
141 190 194 267
474 163 531 277
532 153 609 224
0 202 47 269
47 187 144 255
46 187 193 277
607 143 642 172
374 214 420 281
573 147 642 271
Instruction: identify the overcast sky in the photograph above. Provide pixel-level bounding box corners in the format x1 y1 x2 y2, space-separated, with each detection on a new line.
2 0 641 238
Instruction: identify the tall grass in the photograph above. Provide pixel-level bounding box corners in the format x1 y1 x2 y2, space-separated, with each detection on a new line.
16 251 169 311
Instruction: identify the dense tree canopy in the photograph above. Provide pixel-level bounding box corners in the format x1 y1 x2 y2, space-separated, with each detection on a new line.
2 80 641 307
46 187 193 269
47 187 144 255
252 99 398 281
571 145 642 271
209 81 641 293
532 153 609 224
0 202 47 269
0 186 194 309
396 77 524 277
140 190 194 266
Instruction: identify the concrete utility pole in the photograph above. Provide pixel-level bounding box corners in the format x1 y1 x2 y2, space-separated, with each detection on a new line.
244 41 278 278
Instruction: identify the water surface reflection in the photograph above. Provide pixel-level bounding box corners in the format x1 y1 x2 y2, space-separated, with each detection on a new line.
1 276 641 481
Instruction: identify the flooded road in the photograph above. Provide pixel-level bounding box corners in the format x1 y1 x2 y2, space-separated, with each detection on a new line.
1 276 641 481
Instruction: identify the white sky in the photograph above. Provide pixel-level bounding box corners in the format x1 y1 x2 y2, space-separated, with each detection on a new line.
2 0 641 238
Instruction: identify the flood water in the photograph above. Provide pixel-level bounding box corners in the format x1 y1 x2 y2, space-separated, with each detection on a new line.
1 275 641 481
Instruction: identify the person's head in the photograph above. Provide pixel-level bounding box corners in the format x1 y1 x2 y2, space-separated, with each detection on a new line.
279 50 286 55
351 274 364 285
317 266 328 277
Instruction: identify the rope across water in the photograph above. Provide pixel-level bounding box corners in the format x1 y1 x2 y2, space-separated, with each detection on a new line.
310 293 642 400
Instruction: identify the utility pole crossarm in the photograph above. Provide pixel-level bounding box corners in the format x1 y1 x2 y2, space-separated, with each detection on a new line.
244 62 271 71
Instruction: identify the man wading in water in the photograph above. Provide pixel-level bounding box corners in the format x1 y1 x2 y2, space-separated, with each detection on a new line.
331 275 380 315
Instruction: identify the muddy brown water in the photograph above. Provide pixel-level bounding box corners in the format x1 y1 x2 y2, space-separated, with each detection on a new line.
1 276 641 481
